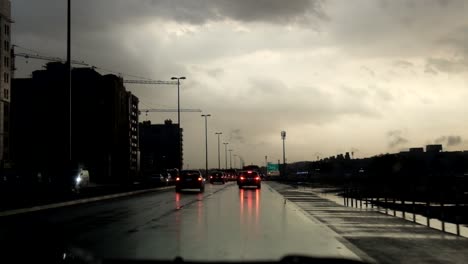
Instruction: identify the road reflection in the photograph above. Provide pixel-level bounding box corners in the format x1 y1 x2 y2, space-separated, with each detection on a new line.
197 193 203 226
174 192 181 256
175 192 181 209
239 188 261 232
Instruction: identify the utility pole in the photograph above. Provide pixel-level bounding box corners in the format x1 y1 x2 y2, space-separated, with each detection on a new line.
223 143 228 169
265 155 268 176
67 0 72 162
171 76 186 170
215 132 222 170
281 131 286 177
229 149 233 169
202 114 211 178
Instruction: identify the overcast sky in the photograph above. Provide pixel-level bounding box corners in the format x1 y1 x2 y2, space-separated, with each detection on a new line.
12 0 468 168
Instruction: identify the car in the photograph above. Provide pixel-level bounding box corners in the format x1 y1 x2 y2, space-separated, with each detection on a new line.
65 166 90 193
167 168 179 185
147 172 171 186
175 170 205 192
238 171 261 189
209 171 225 184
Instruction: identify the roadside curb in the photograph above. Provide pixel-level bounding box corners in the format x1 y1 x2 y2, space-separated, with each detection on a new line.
0 186 174 217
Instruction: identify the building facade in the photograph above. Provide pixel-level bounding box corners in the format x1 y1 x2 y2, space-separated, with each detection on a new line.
11 63 139 183
127 92 139 178
139 119 183 176
0 0 11 168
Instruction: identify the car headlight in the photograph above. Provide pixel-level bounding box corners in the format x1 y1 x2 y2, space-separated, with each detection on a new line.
76 175 82 184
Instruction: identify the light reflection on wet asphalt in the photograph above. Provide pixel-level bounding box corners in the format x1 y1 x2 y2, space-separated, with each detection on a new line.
2 182 363 261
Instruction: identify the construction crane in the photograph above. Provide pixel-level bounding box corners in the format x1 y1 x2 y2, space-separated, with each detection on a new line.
124 79 177 85
12 46 88 66
12 47 201 113
139 108 202 116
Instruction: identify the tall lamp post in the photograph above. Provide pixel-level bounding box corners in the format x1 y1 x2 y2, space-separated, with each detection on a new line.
215 132 222 170
228 149 233 169
233 154 238 169
171 76 186 170
223 142 229 169
281 131 286 177
67 0 72 161
202 114 211 178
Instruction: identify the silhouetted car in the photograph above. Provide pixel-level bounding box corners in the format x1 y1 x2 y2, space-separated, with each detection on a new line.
238 171 261 189
167 168 179 184
147 172 171 186
209 171 225 184
58 165 90 193
176 170 205 192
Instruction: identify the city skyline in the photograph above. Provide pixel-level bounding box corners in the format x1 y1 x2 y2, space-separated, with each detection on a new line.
10 0 468 168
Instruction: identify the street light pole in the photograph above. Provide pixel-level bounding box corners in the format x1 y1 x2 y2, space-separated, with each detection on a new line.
202 114 211 178
234 154 238 169
228 149 233 169
281 131 286 177
67 0 72 161
215 132 222 170
223 142 228 169
171 76 186 170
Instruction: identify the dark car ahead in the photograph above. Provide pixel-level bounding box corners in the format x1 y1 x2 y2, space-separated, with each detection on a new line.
176 170 205 193
209 171 225 184
238 171 261 189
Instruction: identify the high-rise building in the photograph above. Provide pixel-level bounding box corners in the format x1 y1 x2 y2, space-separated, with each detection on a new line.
139 119 183 175
127 92 139 178
11 63 140 183
0 0 11 168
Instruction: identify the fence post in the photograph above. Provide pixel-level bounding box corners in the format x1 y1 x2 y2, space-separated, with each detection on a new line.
426 196 431 227
375 189 380 211
440 190 445 233
455 183 460 236
412 184 416 223
359 187 363 209
343 186 347 206
402 199 405 219
385 191 388 215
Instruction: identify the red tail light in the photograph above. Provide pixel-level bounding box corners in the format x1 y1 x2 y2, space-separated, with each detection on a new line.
176 177 180 181
240 176 245 180
198 177 203 181
255 176 260 180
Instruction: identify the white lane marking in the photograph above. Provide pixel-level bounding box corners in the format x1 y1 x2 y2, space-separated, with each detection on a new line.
0 186 174 217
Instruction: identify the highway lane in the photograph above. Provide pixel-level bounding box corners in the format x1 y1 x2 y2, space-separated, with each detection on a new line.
0 182 364 262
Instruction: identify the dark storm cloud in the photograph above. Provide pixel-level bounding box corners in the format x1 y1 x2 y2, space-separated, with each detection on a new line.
13 0 325 37
388 130 408 148
435 135 462 146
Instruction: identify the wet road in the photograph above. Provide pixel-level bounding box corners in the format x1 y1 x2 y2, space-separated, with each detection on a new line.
0 182 363 262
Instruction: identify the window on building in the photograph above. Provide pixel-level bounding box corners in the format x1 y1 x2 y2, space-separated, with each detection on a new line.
4 25 9 36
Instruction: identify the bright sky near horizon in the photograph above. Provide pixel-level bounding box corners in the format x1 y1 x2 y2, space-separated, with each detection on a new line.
12 0 468 168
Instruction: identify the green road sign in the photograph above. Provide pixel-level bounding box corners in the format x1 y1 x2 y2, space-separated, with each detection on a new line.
267 162 279 172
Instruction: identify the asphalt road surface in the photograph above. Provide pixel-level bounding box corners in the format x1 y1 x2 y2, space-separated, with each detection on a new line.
0 182 364 262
